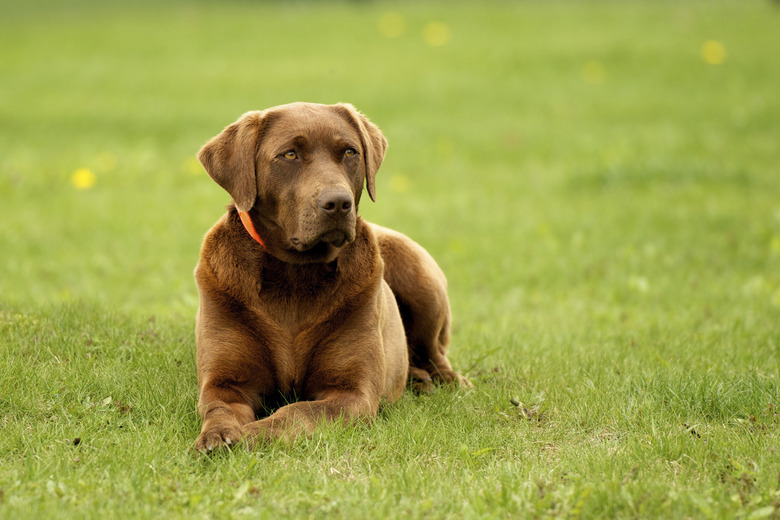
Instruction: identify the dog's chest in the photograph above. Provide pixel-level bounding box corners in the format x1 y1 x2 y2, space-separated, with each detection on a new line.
251 265 344 392
257 289 324 337
257 262 339 329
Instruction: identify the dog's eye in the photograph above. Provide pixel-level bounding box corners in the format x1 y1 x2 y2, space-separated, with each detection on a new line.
282 150 297 160
344 148 357 158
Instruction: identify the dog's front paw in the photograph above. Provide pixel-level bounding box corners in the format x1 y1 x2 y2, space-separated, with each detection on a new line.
194 423 243 453
409 367 435 394
431 369 473 388
454 372 473 388
432 368 473 388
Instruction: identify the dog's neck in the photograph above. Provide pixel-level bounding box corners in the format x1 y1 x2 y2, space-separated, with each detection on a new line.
235 207 362 266
238 210 266 248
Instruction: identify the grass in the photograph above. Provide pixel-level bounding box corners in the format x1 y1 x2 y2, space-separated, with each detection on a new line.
1 0 779 518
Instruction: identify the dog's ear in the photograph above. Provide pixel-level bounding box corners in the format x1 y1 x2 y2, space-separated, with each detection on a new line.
337 104 388 202
197 111 265 212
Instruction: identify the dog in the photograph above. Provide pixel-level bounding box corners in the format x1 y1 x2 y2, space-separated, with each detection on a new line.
193 102 468 452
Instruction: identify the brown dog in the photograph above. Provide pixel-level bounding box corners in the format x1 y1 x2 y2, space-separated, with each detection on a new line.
194 102 467 452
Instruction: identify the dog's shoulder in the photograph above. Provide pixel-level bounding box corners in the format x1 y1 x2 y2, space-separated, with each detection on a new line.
196 210 263 305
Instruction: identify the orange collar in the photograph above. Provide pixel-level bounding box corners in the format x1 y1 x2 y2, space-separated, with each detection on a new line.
238 211 266 248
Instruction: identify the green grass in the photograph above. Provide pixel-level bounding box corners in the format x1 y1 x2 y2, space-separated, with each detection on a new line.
2 0 779 518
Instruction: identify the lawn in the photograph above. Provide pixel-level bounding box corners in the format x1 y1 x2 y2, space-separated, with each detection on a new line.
1 0 779 518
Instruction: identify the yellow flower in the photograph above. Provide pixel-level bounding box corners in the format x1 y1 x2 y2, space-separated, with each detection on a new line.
436 137 454 159
71 168 96 190
378 12 405 39
423 21 451 47
184 156 204 176
389 174 410 193
448 239 463 253
701 40 726 65
770 236 780 256
582 61 606 84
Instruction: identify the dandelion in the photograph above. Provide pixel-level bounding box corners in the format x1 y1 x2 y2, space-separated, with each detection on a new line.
71 168 96 190
770 236 780 256
701 40 726 65
436 137 453 159
378 12 405 39
582 60 606 84
423 21 451 47
389 174 409 193
184 156 204 176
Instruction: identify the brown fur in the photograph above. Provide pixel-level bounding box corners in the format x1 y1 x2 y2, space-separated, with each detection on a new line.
193 102 468 452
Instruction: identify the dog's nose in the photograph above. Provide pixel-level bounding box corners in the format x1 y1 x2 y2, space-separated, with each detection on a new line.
318 189 353 216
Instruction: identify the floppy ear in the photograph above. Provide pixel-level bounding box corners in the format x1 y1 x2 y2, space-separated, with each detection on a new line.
197 111 265 212
337 103 388 202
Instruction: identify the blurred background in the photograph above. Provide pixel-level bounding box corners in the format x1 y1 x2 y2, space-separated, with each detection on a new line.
1 0 778 348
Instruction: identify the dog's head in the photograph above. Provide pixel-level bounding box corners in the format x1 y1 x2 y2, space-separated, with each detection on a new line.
198 102 387 264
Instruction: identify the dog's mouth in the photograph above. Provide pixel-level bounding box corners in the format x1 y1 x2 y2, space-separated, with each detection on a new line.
290 228 353 252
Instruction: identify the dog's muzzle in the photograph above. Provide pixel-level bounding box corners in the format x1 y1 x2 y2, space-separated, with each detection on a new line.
291 187 357 251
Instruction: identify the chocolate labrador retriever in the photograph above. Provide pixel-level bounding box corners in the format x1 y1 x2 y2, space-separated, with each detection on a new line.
194 102 467 452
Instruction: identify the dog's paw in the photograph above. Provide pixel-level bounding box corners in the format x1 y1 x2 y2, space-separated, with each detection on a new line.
410 366 472 392
432 368 473 389
454 372 473 388
194 424 243 453
408 367 435 394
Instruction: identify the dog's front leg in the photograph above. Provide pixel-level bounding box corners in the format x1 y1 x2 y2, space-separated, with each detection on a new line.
241 390 378 445
194 382 259 452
